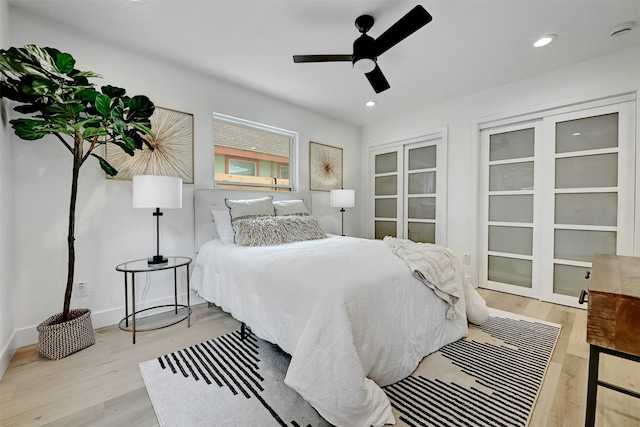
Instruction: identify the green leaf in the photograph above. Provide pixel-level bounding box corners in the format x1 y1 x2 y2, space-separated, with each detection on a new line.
131 122 153 137
14 103 47 114
24 77 52 96
43 47 62 60
77 117 101 127
130 130 153 151
110 105 124 122
55 52 75 74
77 89 98 103
70 103 86 116
95 94 111 116
10 118 50 140
23 45 73 81
126 95 154 121
83 126 107 139
91 153 118 176
101 85 126 98
42 104 69 115
112 140 135 156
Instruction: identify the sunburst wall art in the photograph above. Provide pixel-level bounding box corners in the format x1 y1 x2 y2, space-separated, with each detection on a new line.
309 141 343 191
106 106 194 183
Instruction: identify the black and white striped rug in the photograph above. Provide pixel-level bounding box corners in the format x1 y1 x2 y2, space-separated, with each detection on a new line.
139 309 560 427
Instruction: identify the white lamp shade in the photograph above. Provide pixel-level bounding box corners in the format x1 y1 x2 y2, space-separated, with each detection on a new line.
133 175 183 209
330 189 355 208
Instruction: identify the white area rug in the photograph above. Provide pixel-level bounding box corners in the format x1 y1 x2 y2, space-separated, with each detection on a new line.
140 309 560 426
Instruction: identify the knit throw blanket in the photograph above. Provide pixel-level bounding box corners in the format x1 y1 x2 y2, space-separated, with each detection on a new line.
384 237 462 319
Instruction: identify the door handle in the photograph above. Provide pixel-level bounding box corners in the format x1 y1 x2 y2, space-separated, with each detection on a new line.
579 289 588 305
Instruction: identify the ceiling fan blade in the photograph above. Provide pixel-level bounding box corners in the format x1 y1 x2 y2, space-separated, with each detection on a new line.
293 54 352 63
365 64 390 93
373 5 433 56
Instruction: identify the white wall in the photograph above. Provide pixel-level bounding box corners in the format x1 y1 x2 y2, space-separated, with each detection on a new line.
7 7 362 350
361 46 640 284
0 0 16 379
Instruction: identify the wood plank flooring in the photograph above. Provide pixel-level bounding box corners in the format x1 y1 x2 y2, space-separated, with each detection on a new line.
1 289 638 426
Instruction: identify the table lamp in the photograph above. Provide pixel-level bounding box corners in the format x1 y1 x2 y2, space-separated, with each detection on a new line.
133 175 183 264
330 189 355 236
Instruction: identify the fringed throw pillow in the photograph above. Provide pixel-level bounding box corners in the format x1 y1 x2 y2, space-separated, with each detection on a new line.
235 216 326 246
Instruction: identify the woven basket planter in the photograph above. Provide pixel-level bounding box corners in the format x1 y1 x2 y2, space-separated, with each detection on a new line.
37 308 95 360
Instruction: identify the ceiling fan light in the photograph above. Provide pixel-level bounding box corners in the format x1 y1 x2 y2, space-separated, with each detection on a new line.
353 58 376 73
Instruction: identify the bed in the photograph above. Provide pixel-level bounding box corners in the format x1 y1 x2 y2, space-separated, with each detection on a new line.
191 189 488 426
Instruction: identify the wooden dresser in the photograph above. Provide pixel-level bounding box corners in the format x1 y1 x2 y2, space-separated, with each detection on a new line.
584 253 640 427
587 254 640 356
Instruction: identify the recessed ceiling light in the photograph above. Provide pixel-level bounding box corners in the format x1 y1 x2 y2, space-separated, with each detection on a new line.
610 21 636 37
365 101 376 107
533 34 557 48
572 132 581 136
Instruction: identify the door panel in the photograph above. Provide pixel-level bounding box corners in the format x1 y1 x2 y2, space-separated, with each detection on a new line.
479 101 635 307
370 133 447 245
479 121 541 298
542 103 635 307
372 147 401 239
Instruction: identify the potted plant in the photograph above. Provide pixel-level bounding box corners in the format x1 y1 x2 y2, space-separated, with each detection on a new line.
0 45 155 359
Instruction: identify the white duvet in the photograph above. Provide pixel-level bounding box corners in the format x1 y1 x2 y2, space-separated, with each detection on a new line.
191 235 487 426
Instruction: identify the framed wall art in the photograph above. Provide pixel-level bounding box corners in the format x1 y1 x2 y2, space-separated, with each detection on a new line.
105 106 194 183
309 141 343 191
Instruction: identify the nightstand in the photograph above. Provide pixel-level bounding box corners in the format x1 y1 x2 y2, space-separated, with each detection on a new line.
115 256 192 344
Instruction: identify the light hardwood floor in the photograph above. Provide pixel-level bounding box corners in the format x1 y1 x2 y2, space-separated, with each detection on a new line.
1 289 638 426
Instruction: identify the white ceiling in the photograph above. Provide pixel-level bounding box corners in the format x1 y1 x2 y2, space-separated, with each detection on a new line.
9 0 640 127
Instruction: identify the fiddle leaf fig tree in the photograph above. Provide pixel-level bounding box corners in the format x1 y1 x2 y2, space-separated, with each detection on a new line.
0 45 155 323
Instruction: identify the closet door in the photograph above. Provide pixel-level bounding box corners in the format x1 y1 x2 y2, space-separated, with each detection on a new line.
479 122 543 298
372 148 402 239
478 100 635 307
405 142 438 243
540 103 635 307
370 133 447 243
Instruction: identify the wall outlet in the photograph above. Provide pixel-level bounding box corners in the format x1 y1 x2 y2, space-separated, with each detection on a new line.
74 281 88 298
463 254 470 265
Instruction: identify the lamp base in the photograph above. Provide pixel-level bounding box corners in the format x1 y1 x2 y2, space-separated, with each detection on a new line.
148 255 168 265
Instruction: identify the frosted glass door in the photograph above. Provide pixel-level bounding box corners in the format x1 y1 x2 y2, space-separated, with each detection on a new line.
478 100 635 308
479 124 540 298
541 104 635 307
370 133 447 244
373 150 400 239
406 144 437 243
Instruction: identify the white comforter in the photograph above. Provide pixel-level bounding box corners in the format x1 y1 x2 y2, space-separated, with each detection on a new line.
191 235 486 426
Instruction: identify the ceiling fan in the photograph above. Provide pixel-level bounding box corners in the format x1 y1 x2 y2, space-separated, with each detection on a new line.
293 5 433 94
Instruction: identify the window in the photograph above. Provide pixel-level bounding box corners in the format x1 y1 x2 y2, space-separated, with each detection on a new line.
213 113 296 191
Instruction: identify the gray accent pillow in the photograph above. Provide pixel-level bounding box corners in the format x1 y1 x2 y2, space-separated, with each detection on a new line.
225 195 276 243
235 216 326 246
225 195 275 222
273 199 309 216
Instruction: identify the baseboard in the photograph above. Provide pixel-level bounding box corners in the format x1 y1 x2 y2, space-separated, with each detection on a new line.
10 292 206 352
0 330 17 380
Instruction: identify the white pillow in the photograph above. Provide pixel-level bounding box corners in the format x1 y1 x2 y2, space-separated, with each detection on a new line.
225 196 275 223
210 209 234 244
273 199 309 216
